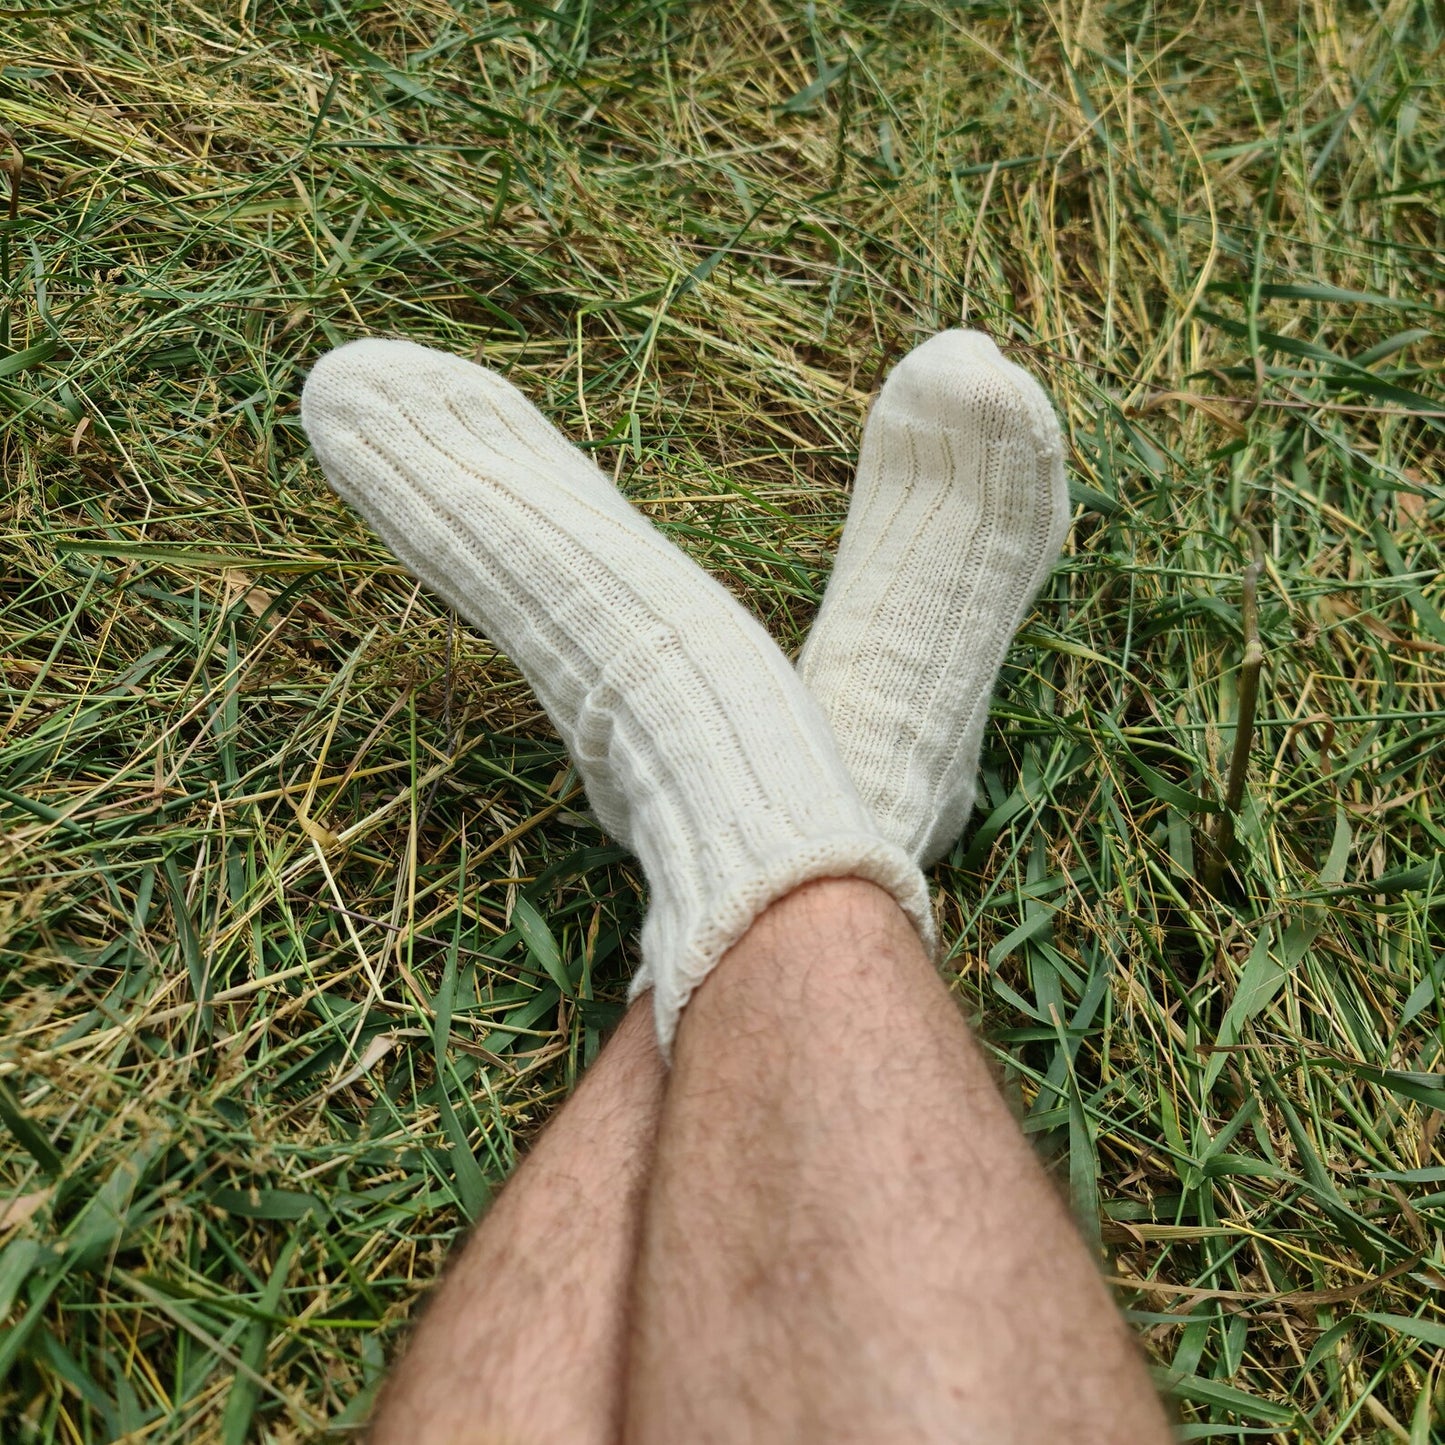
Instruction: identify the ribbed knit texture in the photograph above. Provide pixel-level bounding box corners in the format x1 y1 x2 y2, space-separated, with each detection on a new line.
798 330 1072 865
300 339 933 1056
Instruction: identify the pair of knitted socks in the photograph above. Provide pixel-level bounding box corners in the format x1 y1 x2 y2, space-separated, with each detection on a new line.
301 330 1069 1054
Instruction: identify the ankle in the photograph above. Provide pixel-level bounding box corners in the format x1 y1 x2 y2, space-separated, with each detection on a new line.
688 876 925 1014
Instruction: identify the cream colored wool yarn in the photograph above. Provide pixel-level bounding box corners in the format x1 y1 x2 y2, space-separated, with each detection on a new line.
799 330 1072 865
300 338 933 1057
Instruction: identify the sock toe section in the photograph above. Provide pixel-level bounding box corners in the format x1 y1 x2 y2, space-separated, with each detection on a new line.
875 329 1062 460
304 338 522 444
302 337 442 423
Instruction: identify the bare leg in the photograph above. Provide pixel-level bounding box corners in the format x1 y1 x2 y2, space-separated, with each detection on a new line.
370 999 665 1445
626 878 1171 1444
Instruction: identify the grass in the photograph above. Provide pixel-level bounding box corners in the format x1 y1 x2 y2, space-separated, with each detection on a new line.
0 0 1442 1438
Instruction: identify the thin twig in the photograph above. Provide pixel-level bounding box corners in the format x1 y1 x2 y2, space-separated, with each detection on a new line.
1 132 19 222
1203 532 1266 894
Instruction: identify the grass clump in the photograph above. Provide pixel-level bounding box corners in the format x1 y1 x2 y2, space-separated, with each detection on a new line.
1 1 1442 1439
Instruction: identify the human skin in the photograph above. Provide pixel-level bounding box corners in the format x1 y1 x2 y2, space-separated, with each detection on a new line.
365 1000 664 1445
369 879 1171 1444
624 878 1171 1443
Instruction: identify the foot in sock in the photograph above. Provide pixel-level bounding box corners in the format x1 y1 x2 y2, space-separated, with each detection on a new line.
299 339 932 1056
798 330 1071 864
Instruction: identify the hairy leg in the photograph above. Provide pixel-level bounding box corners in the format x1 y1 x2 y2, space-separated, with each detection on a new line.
370 999 664 1445
625 878 1171 1445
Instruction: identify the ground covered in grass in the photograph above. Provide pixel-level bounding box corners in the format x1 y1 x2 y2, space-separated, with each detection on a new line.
0 0 1441 1439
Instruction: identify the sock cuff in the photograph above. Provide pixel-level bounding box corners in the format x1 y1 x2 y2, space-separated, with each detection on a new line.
631 835 934 1059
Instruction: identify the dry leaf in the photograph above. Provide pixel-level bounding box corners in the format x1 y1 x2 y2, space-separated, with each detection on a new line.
0 1189 51 1231
226 568 276 618
324 1031 408 1096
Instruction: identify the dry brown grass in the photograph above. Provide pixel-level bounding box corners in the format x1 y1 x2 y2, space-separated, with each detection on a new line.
1 1 1442 1438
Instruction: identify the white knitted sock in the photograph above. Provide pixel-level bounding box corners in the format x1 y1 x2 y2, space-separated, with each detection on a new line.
300 339 933 1056
798 330 1071 865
